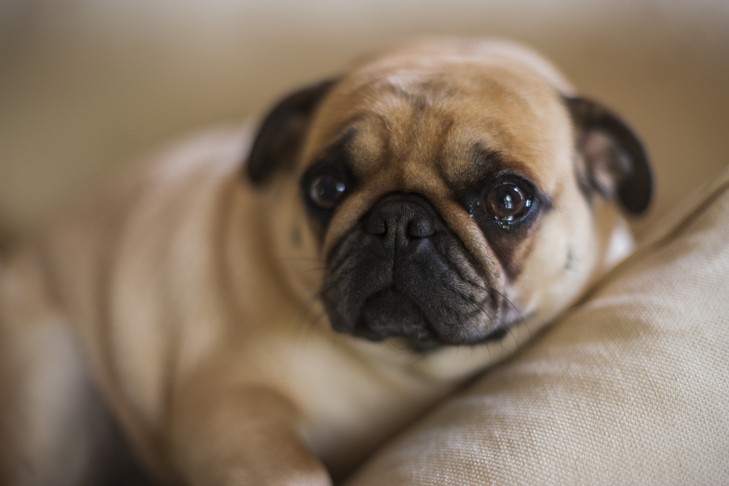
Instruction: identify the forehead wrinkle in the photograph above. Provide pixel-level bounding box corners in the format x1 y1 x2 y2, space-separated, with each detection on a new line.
333 92 419 182
312 64 565 192
341 110 398 178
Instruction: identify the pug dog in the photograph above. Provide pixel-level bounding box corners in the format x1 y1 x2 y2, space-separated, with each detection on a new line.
0 38 652 485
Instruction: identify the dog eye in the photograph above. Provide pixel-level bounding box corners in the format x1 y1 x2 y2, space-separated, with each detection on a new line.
484 181 533 223
308 174 348 209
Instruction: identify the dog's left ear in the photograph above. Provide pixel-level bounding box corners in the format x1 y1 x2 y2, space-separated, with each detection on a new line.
246 79 337 186
565 97 653 215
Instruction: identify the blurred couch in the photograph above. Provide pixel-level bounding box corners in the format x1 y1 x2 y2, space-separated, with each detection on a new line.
2 1 728 484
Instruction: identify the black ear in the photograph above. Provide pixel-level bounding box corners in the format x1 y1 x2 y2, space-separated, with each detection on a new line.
565 96 653 215
246 79 337 186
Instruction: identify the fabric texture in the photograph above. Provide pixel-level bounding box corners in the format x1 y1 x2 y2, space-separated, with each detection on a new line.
347 167 729 485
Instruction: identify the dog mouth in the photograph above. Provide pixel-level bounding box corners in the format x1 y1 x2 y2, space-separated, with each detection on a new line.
319 192 510 351
321 240 508 351
345 287 515 352
352 288 436 342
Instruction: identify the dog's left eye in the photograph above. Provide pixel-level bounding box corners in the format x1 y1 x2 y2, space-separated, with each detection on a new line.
308 173 348 209
484 181 533 223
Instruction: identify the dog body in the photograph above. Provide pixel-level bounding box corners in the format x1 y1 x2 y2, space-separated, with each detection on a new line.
0 39 651 485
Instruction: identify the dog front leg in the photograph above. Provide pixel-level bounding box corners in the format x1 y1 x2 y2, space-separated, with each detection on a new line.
169 383 331 486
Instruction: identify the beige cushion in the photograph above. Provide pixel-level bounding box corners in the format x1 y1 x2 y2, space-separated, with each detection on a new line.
347 168 729 485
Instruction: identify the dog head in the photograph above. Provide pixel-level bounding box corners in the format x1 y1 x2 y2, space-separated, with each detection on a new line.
245 39 652 352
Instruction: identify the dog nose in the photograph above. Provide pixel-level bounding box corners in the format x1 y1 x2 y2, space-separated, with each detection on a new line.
363 194 438 244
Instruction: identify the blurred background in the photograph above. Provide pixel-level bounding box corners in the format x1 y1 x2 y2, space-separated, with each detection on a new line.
1 0 728 244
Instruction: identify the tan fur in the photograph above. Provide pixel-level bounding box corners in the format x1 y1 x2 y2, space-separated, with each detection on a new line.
0 40 637 485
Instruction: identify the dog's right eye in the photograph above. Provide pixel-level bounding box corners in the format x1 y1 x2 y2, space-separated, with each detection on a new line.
479 174 541 229
484 182 532 223
308 173 348 209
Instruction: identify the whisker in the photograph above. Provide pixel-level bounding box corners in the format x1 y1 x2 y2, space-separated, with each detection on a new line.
488 287 532 349
292 275 342 337
460 279 532 352
326 235 358 275
441 280 495 321
275 256 326 275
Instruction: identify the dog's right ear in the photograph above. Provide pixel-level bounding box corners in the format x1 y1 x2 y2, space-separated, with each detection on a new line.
245 79 337 186
565 96 653 215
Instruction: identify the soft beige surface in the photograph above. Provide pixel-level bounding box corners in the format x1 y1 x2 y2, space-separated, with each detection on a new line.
2 5 728 483
1 1 729 242
346 167 729 485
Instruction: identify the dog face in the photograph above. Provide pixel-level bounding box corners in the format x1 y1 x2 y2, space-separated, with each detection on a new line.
246 40 651 352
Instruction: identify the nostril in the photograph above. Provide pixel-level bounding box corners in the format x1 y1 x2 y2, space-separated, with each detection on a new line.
363 194 442 241
407 218 435 239
364 213 387 236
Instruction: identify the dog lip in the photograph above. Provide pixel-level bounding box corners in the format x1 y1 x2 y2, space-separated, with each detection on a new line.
328 284 525 350
354 287 437 339
350 327 389 342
